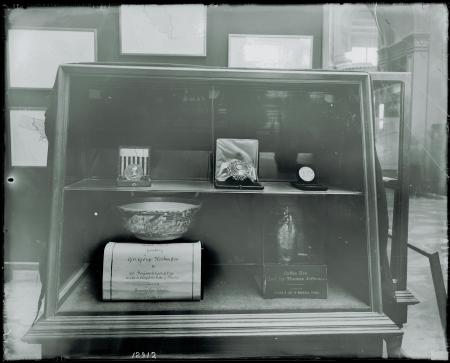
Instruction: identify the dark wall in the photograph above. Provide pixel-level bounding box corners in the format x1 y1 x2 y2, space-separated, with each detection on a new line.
7 5 323 69
5 5 323 262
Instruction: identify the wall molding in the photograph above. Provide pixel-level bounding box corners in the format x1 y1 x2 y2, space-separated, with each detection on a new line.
378 33 430 66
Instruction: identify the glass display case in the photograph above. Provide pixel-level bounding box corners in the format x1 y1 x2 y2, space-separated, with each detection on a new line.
25 64 401 358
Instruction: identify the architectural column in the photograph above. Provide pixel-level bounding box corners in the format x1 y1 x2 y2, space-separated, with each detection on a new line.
378 33 431 193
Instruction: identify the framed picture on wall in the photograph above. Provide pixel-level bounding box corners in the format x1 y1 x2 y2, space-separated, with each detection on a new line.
8 108 48 167
228 34 313 69
120 5 207 56
7 28 97 89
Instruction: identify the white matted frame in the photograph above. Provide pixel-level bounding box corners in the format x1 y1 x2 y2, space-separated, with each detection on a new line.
228 34 313 69
7 27 97 89
119 5 207 56
8 107 48 167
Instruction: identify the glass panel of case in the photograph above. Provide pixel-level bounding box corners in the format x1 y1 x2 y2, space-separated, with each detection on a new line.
66 76 212 181
213 82 365 190
56 73 373 315
372 80 403 253
373 81 402 178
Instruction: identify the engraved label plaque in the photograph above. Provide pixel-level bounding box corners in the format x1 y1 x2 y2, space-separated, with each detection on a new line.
103 241 201 301
260 264 327 299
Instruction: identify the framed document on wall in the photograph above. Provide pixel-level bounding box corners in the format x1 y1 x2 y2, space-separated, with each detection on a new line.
7 28 97 89
9 108 48 167
120 5 207 56
228 34 313 69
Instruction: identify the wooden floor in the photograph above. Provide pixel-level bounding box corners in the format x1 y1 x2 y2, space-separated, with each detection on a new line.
3 270 42 360
393 193 448 359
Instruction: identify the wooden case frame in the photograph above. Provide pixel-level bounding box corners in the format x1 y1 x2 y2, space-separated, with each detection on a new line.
24 64 401 357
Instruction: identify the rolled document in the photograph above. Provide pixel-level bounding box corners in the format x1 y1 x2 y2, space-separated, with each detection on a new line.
103 241 202 301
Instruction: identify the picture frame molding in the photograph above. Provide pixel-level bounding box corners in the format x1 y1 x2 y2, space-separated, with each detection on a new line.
119 5 207 57
7 26 98 90
7 106 48 168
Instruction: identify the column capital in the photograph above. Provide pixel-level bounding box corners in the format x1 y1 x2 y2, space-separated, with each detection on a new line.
378 33 430 65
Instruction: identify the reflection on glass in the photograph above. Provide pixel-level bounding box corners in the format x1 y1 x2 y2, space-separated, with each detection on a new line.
67 78 366 189
324 4 378 70
214 83 364 189
68 78 212 179
373 82 401 177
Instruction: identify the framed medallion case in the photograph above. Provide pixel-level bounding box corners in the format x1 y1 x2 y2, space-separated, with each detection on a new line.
25 64 402 358
117 146 151 186
214 138 263 189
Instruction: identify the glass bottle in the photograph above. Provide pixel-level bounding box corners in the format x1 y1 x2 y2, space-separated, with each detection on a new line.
295 206 308 260
277 206 296 263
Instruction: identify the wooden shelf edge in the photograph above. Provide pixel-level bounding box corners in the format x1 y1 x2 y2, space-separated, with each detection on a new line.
23 312 400 342
394 290 420 305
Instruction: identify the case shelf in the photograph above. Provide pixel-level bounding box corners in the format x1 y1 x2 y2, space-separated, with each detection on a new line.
64 178 362 196
57 265 370 315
